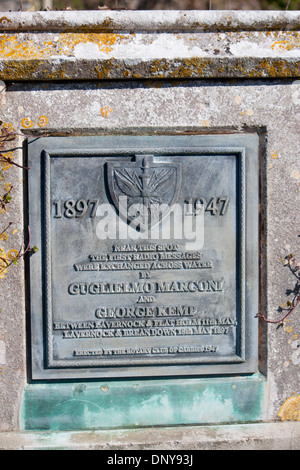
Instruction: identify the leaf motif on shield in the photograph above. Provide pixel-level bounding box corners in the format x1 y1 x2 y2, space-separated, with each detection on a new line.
107 155 181 231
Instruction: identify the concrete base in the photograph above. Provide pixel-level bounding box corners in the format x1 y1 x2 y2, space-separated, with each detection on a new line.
0 422 299 450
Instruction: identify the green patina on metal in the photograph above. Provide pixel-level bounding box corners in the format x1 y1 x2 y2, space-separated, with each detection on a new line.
21 374 266 431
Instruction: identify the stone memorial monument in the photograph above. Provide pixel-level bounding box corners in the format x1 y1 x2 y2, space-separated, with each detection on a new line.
0 10 299 449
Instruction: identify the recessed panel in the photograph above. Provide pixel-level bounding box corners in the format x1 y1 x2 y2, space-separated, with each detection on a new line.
28 135 259 379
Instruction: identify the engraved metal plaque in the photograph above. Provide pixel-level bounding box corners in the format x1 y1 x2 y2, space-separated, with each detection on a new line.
28 135 259 379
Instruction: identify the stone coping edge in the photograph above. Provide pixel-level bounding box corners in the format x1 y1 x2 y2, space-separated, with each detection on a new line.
0 10 300 33
1 11 300 80
0 422 299 450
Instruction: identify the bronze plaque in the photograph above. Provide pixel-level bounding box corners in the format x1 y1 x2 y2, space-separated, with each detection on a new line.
28 135 259 379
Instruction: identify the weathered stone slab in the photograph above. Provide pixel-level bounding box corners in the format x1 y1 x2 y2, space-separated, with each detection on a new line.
0 10 299 446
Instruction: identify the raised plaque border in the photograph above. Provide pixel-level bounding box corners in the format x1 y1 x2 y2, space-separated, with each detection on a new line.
28 134 259 380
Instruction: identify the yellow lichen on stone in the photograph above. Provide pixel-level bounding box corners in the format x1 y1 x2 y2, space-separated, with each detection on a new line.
0 34 52 60
4 183 12 192
0 151 13 171
248 59 300 78
100 106 113 117
149 58 214 79
2 123 15 132
0 248 7 278
1 59 44 81
0 17 12 24
95 59 116 79
0 32 129 62
271 33 300 52
278 395 300 421
21 117 33 129
57 32 128 55
37 115 48 128
7 249 18 260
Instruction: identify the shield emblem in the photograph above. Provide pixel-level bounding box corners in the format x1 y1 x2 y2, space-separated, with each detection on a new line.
107 155 181 231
